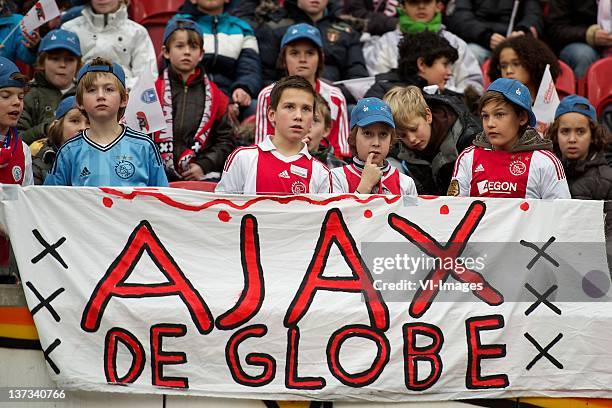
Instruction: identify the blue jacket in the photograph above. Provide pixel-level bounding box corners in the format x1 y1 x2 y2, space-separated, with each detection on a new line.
0 14 36 65
172 3 262 99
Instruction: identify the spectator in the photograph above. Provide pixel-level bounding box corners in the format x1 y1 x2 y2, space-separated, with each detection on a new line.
449 78 570 199
31 96 88 184
306 94 346 168
331 97 417 195
255 23 349 158
363 0 483 94
172 0 262 120
445 0 543 65
342 0 399 36
0 2 39 65
384 85 481 195
44 58 168 187
487 35 560 103
62 0 158 90
155 19 235 183
546 0 612 78
18 29 81 145
216 75 332 194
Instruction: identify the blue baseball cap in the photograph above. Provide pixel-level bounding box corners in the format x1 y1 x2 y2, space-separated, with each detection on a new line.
39 29 81 57
554 94 597 122
281 23 323 49
163 19 203 46
77 61 126 88
487 78 536 127
55 96 78 120
0 57 24 89
350 97 395 129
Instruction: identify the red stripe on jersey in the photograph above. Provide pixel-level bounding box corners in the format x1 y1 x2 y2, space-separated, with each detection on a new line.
224 146 257 172
453 146 475 177
539 150 565 180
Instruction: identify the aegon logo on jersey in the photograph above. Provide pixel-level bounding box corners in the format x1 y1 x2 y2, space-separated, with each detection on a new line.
476 180 517 195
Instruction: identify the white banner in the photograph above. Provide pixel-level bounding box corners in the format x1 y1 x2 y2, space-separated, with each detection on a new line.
20 0 60 33
124 65 166 134
1 186 611 401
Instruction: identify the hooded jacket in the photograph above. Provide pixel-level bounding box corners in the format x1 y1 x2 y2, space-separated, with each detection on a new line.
173 1 262 98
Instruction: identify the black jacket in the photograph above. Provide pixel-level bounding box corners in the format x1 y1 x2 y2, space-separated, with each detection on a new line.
445 0 543 49
546 0 597 52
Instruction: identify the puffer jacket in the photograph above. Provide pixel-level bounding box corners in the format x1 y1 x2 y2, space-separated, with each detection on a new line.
18 72 76 145
0 14 36 65
61 4 158 89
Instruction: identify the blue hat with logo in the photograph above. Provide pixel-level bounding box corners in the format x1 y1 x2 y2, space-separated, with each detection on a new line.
281 23 323 49
39 29 81 57
163 18 203 46
350 97 395 129
55 96 78 120
554 94 597 122
487 78 536 127
0 57 24 89
77 61 126 88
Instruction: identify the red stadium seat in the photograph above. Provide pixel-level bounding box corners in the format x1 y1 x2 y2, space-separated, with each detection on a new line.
582 57 612 116
169 181 218 192
129 0 183 24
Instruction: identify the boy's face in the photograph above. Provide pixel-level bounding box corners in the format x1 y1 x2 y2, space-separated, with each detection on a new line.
557 112 591 161
61 108 89 144
403 0 440 23
79 73 127 122
397 111 432 151
499 48 531 88
163 30 204 76
417 56 452 91
305 108 330 151
355 123 393 166
191 0 228 14
268 88 314 144
481 100 527 151
284 40 319 82
90 0 121 14
0 87 24 133
44 50 79 90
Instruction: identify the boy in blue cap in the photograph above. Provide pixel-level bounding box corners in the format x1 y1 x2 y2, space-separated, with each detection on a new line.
18 29 81 145
331 97 417 195
450 78 570 199
0 56 33 186
44 57 168 187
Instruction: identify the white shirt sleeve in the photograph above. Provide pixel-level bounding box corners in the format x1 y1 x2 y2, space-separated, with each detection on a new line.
400 173 418 196
331 166 350 193
22 141 33 186
310 161 333 193
451 147 474 196
532 151 571 199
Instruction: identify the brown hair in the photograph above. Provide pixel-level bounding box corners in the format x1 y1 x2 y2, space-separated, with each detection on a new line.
478 91 529 133
276 41 325 79
547 116 611 156
314 93 331 130
269 75 316 111
76 57 127 120
347 124 397 157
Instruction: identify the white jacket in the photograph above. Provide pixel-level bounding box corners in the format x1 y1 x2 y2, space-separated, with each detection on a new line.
362 27 484 94
62 5 158 89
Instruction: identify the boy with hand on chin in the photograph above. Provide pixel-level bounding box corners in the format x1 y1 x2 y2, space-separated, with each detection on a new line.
216 75 332 195
44 58 168 187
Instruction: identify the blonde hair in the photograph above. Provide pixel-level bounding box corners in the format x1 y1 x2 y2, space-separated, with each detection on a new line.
75 57 127 120
383 86 428 129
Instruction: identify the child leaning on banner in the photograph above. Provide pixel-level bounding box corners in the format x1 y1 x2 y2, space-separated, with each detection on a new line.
44 58 168 187
18 29 81 146
384 86 480 195
448 78 570 199
216 75 332 195
255 23 349 159
32 96 88 184
155 19 235 182
304 94 346 169
331 97 417 195
0 57 33 186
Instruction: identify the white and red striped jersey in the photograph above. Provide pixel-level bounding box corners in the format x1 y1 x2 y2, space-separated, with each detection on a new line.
451 146 570 199
255 79 350 158
331 161 417 195
216 136 332 195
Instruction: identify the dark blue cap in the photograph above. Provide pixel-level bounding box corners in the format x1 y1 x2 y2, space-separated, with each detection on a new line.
77 61 126 88
0 57 24 89
163 19 203 46
281 23 323 49
55 96 78 120
350 97 395 129
487 78 536 127
39 29 81 56
554 94 597 122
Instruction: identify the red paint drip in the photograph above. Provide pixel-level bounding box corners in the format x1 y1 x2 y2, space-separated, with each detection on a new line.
520 202 530 211
364 209 373 218
439 205 449 215
218 211 231 222
103 197 113 208
99 188 402 212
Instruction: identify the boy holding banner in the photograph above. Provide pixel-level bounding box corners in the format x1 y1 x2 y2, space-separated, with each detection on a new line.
44 58 168 187
216 75 332 195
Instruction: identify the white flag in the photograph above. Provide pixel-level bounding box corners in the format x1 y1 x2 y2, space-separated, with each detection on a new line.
532 64 560 136
20 0 60 33
124 65 166 134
